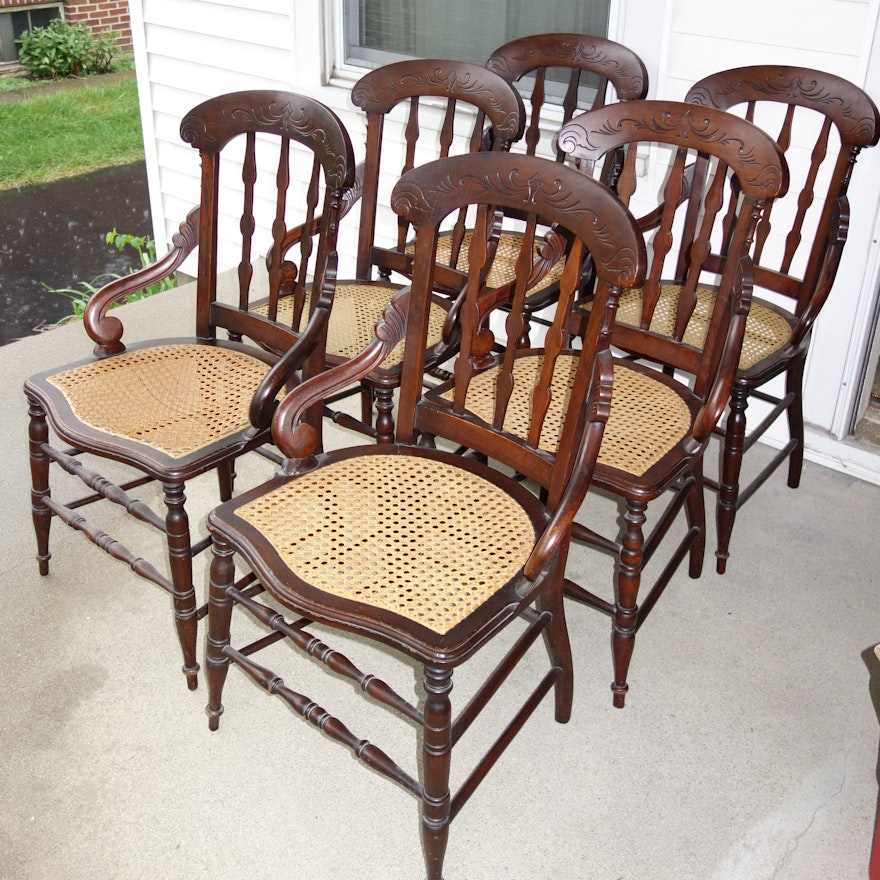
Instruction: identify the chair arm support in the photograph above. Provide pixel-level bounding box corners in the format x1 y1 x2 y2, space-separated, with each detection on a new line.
275 162 365 264
272 288 412 467
249 252 342 430
636 163 695 233
84 207 200 357
523 348 614 580
693 256 754 442
790 195 849 348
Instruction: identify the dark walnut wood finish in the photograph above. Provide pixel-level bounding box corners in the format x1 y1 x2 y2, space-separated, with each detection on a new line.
24 90 355 690
558 100 787 706
204 152 646 879
276 59 525 445
440 33 649 347
685 66 880 573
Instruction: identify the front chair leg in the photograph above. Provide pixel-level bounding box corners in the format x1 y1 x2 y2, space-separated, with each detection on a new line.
206 537 236 731
538 557 574 723
785 356 806 489
612 500 646 708
27 395 52 575
685 461 706 579
163 481 200 691
421 665 453 880
716 384 749 574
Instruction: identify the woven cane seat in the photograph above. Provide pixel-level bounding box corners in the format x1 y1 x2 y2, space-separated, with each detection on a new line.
439 355 692 477
237 453 537 634
583 284 794 371
256 283 449 370
410 230 567 294
45 343 270 459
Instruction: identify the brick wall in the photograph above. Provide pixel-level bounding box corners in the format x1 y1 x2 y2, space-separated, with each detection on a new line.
0 1 132 54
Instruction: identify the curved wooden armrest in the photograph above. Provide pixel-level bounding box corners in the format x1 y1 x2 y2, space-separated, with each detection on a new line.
790 195 849 348
523 347 615 581
248 254 342 431
272 288 412 468
84 207 200 357
276 162 365 263
694 256 754 442
636 163 695 233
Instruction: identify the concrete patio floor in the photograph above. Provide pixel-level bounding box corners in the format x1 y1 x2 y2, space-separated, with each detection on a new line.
1 281 878 879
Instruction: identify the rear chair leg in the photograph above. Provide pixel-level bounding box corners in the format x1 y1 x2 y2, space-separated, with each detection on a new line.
27 395 52 575
163 482 200 691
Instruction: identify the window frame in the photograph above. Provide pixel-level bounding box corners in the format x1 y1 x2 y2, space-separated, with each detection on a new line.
0 2 63 65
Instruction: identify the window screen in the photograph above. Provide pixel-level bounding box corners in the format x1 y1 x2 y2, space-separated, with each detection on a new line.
343 1 610 70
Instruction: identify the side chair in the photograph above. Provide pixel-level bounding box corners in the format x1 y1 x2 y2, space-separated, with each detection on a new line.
267 59 526 444
685 66 880 572
437 32 649 346
24 90 356 690
203 151 646 879
553 100 787 706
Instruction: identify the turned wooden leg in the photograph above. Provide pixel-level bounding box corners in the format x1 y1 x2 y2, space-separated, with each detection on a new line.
612 500 646 708
27 395 52 576
421 665 453 880
206 537 236 731
716 384 748 575
685 462 706 579
374 387 395 445
786 356 806 490
163 482 199 691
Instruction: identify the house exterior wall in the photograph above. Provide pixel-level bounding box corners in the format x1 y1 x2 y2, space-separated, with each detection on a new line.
0 0 133 54
128 0 880 482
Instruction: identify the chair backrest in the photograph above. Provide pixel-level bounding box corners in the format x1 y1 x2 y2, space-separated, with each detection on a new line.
392 152 647 506
685 66 880 344
486 33 648 162
180 90 357 355
350 59 526 285
558 100 788 438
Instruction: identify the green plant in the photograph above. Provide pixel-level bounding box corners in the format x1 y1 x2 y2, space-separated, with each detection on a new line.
47 230 176 324
16 19 118 81
0 78 143 189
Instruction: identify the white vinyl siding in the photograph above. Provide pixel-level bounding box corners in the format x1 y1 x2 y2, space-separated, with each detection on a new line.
129 0 880 481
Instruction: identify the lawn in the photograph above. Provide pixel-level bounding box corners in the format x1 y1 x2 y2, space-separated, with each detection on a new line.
0 76 144 190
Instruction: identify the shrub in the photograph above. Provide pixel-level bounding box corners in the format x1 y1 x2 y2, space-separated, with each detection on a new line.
16 19 118 81
46 230 176 324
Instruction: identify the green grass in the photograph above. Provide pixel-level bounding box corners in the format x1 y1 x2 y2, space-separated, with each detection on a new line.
0 76 144 190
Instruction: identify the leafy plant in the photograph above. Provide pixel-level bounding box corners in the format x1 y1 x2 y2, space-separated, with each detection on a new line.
16 19 118 81
46 230 176 324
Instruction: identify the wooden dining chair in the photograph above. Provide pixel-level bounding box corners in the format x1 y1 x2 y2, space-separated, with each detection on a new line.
265 59 525 444
203 151 646 880
555 100 787 706
436 33 649 347
685 66 880 573
24 90 356 690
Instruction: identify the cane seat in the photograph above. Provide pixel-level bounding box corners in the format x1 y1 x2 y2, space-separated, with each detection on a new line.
203 151 646 879
24 90 355 690
684 66 880 571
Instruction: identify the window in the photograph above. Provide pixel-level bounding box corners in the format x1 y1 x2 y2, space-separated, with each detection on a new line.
0 4 62 64
343 0 610 70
